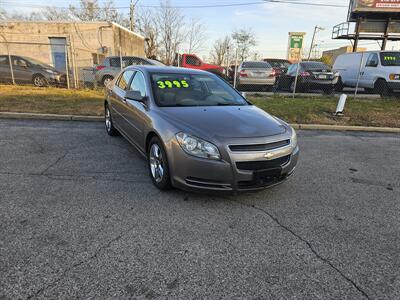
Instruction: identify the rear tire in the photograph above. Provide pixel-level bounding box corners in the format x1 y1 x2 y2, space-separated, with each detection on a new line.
105 104 119 136
102 76 114 87
147 137 171 190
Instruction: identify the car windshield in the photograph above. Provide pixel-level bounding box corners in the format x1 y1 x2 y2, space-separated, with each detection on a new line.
267 60 290 69
380 52 400 66
151 73 248 107
24 57 52 68
241 61 271 69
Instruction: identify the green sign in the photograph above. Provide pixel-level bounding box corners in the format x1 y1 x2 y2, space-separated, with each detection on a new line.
290 35 304 49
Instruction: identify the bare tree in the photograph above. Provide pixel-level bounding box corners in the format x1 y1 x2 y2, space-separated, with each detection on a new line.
136 8 159 59
0 9 43 21
210 35 233 65
157 0 186 65
232 28 257 61
186 18 206 54
41 7 72 21
68 0 101 21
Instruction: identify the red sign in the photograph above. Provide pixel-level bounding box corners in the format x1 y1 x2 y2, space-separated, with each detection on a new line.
353 0 400 12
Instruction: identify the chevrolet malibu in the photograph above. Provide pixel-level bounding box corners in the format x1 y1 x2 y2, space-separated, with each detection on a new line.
104 66 299 192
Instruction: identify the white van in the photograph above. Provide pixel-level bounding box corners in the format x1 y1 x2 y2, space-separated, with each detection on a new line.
333 51 400 96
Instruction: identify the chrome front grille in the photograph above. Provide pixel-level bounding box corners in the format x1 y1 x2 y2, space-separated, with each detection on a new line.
229 139 290 152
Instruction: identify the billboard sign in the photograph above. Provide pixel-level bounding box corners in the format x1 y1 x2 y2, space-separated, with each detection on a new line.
287 32 306 62
350 0 400 13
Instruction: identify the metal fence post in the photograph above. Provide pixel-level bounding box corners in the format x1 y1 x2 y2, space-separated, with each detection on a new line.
119 46 123 71
354 52 364 98
64 44 70 89
233 47 239 89
6 43 15 85
292 48 303 98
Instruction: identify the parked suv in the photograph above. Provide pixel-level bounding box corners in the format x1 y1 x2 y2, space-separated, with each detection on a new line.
0 55 66 87
333 51 400 96
95 56 164 86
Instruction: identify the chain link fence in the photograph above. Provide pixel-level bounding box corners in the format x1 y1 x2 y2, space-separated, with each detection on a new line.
0 35 399 98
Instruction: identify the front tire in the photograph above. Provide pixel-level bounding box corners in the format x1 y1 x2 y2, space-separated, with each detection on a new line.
375 79 391 97
105 104 119 136
32 74 48 87
148 137 171 190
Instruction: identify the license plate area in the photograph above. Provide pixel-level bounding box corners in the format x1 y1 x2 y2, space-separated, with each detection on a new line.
254 168 281 183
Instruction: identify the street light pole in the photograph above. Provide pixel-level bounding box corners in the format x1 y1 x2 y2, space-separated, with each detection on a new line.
308 26 324 60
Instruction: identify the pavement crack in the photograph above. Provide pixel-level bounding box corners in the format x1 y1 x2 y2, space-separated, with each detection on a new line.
27 233 125 299
236 200 372 300
40 151 69 175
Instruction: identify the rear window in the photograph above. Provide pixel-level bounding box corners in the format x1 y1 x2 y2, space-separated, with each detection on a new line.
241 61 271 69
266 60 290 69
301 62 330 71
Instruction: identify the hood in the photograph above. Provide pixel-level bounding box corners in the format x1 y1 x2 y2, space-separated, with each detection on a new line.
156 105 287 139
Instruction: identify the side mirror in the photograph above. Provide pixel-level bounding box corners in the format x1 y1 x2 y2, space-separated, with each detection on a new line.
125 90 146 103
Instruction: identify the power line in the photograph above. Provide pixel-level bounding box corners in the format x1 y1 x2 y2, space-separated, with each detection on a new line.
0 0 348 10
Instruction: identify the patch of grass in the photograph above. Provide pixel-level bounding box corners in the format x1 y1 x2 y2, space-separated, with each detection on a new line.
248 95 400 128
1 84 399 128
0 84 104 116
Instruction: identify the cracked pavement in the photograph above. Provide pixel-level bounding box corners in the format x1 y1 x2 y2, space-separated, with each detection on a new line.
0 119 399 299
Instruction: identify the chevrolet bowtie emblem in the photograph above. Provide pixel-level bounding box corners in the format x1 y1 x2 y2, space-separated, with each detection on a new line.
264 152 275 160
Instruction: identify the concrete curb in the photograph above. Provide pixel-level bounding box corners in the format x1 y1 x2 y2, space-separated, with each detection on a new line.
0 112 103 122
1 112 399 133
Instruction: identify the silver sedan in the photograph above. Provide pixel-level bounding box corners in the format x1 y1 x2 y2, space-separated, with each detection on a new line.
105 66 299 193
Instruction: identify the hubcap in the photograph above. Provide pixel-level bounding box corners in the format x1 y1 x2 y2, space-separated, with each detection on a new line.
149 144 164 183
105 108 111 131
34 77 43 86
104 78 112 86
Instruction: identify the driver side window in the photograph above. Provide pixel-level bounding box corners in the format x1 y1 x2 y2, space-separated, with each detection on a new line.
366 53 378 67
129 72 146 97
186 55 201 66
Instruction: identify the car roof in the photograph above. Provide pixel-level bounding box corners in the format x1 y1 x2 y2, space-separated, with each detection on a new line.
125 65 211 75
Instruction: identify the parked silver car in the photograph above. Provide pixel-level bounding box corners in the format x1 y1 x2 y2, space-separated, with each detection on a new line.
95 56 164 86
105 66 299 193
236 61 277 90
0 55 66 87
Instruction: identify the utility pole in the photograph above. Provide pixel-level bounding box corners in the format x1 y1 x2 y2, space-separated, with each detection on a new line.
130 0 140 32
308 25 324 60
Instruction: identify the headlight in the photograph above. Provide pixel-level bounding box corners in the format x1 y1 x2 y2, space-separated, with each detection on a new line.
291 128 297 148
45 69 57 74
176 132 220 160
389 74 400 80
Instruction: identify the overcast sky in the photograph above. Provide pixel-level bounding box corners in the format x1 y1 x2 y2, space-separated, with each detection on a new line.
2 0 398 59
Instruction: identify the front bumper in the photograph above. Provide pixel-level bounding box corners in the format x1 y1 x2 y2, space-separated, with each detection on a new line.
387 81 400 91
238 77 276 86
168 137 299 193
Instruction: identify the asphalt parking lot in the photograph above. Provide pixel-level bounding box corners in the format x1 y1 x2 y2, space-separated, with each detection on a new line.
0 119 399 299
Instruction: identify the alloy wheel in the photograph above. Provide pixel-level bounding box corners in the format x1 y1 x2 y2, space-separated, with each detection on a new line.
149 144 164 183
105 107 111 132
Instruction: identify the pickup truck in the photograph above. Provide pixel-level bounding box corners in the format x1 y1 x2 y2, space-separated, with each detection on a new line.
174 54 229 80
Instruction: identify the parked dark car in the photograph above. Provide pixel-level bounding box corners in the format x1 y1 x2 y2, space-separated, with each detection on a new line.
263 58 291 75
0 55 66 87
95 56 164 86
275 61 339 93
104 66 299 193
